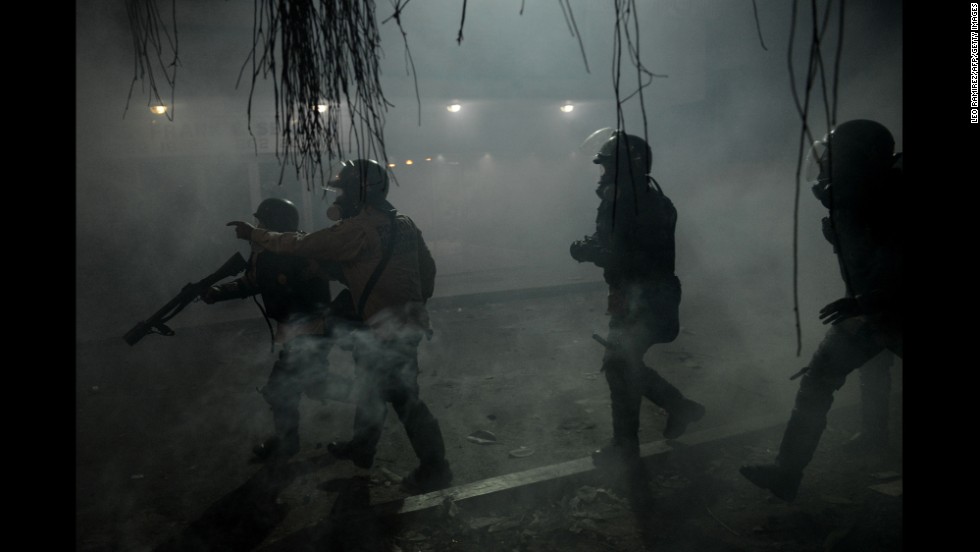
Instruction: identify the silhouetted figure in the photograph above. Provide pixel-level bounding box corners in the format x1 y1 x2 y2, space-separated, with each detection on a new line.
202 197 350 462
229 159 452 494
740 119 903 501
571 129 706 470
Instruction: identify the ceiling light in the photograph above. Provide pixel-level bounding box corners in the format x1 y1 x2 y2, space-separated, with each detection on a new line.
447 103 461 113
560 103 574 113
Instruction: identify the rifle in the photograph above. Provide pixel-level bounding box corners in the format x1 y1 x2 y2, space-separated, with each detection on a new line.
123 252 249 346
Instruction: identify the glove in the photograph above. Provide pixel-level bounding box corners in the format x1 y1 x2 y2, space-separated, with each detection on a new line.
200 285 221 304
818 297 861 325
570 235 598 263
227 220 256 241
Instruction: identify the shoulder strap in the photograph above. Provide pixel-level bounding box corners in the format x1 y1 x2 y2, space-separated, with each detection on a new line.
356 214 398 317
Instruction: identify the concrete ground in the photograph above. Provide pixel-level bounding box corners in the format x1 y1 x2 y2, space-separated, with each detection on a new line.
76 272 903 552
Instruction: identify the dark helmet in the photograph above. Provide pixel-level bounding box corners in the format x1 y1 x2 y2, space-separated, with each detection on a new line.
593 130 652 175
808 119 896 208
328 159 390 207
253 197 299 232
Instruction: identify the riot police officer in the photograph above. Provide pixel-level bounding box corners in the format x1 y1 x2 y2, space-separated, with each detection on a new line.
202 197 350 462
571 130 706 469
740 119 903 501
228 160 452 494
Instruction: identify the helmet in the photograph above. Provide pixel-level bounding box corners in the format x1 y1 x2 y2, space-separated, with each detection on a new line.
828 119 895 169
253 197 299 232
807 119 896 208
593 130 652 175
328 159 390 207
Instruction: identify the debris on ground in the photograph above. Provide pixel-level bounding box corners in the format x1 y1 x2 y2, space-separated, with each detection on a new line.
508 446 534 458
466 430 498 445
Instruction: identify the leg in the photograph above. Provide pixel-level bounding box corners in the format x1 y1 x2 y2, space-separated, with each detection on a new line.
328 339 388 468
385 336 453 492
844 351 892 453
294 335 353 404
741 319 884 500
640 366 705 439
593 316 645 468
253 343 306 461
634 280 705 439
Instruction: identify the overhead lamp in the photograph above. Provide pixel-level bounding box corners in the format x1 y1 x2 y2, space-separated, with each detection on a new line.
405 159 414 165
387 162 397 168
560 103 574 113
447 103 462 113
149 104 168 115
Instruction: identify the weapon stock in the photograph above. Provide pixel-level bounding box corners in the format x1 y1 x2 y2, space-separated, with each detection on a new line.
123 252 249 346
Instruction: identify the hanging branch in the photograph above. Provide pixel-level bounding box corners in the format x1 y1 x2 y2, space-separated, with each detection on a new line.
235 0 396 188
751 0 769 51
608 0 667 226
456 0 468 44
382 0 423 127
557 0 591 73
787 0 846 356
124 0 179 121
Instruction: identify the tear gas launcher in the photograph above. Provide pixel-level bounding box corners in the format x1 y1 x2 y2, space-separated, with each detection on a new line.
123 252 249 346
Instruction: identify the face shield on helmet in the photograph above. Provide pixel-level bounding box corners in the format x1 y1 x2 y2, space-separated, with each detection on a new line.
584 130 651 196
805 138 832 207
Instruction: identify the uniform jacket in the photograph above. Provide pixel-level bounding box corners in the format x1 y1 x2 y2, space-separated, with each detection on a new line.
250 206 436 334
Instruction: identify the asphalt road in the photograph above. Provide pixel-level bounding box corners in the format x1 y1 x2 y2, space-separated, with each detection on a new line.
76 280 902 551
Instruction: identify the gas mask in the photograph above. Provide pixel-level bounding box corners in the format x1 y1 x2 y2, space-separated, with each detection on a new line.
805 141 834 209
324 185 360 221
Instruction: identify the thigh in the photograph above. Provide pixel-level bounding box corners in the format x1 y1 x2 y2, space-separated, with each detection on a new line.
807 318 885 387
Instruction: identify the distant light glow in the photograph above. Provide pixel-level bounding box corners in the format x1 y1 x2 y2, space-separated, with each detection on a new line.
387 162 396 168
150 105 168 115
560 103 574 113
316 104 328 113
425 157 433 162
405 159 414 165
447 103 462 113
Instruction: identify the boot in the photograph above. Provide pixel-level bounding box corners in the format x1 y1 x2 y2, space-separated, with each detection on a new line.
663 399 706 439
741 373 834 501
252 432 299 462
401 458 453 494
252 405 301 462
327 440 374 468
739 464 803 502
